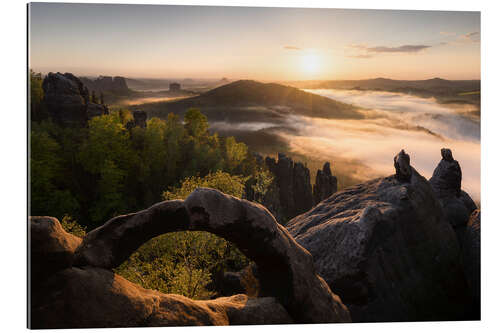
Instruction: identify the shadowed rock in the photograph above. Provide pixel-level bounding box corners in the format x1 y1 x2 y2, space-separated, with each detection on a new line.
264 153 313 220
31 266 293 328
31 189 350 328
42 72 108 126
313 162 338 204
29 216 82 285
430 148 477 229
287 150 470 322
458 209 480 319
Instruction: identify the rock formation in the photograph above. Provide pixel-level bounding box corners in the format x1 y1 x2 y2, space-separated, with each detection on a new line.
264 153 313 220
30 189 350 328
42 72 108 126
287 150 471 322
429 148 477 229
313 162 338 204
80 75 130 95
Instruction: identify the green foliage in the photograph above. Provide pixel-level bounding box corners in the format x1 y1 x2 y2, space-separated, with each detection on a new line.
163 170 247 200
30 127 79 219
30 107 275 299
184 108 208 138
60 215 87 238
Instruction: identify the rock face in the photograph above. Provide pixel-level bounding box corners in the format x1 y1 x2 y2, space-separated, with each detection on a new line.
264 153 313 220
429 148 477 229
42 72 108 126
313 162 338 204
30 189 350 328
287 150 471 322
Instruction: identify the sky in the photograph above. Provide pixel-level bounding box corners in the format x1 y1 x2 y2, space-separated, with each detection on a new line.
29 3 480 80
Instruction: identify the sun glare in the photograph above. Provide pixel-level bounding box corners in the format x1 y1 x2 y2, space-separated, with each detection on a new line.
301 53 321 75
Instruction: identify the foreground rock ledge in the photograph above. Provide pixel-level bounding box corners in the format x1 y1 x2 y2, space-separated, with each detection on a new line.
30 189 350 328
287 150 472 322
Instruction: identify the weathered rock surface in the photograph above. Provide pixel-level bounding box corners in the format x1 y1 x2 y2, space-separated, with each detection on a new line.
287 150 470 322
313 162 338 204
42 72 108 126
31 189 350 328
429 148 477 229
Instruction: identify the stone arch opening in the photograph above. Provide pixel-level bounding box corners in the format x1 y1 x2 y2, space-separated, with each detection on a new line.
114 229 258 300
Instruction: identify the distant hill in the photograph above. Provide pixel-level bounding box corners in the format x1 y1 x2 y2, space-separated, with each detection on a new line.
287 77 480 105
138 80 364 120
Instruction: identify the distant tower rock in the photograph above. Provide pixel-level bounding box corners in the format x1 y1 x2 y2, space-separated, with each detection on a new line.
313 162 338 204
169 82 181 92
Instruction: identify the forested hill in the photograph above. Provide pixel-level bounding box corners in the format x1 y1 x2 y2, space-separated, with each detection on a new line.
138 80 365 120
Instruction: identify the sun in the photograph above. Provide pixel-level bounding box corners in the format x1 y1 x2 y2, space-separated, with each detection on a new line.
301 53 321 75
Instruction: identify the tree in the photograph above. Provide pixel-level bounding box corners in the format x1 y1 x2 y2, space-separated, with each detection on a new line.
184 108 208 138
91 90 97 103
30 69 44 121
100 92 105 105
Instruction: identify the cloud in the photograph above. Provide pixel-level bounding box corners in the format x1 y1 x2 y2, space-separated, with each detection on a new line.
347 54 374 59
346 44 431 59
284 45 302 50
365 44 431 53
440 31 456 36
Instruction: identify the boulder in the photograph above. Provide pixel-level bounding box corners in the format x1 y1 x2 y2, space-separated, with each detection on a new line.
31 189 350 328
42 72 108 126
429 148 477 229
287 150 470 322
29 216 82 284
313 162 338 204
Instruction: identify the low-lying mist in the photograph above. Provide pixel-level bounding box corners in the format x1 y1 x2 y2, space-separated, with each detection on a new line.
210 89 480 202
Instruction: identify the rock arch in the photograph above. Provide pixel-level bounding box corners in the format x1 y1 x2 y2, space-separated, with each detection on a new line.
71 188 350 324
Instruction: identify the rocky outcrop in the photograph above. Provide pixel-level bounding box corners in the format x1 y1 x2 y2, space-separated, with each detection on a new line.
30 189 350 328
42 72 108 126
429 148 477 229
287 150 471 322
313 162 338 204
